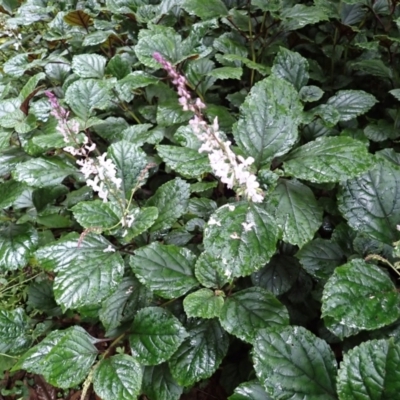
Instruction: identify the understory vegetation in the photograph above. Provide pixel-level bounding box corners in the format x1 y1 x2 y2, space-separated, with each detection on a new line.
1 0 400 399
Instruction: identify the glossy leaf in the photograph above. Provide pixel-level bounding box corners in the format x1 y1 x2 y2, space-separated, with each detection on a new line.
0 308 31 355
253 326 337 399
130 242 198 299
169 319 228 387
182 0 228 19
233 76 302 168
183 288 224 319
93 354 143 400
322 259 400 336
129 307 187 365
229 380 272 400
219 287 289 344
284 136 374 183
72 54 106 79
195 251 229 289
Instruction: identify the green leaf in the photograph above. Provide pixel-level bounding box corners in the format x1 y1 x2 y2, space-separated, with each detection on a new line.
322 259 400 337
194 251 229 289
338 160 400 244
296 238 345 280
169 319 228 387
266 179 323 247
219 287 289 344
72 200 121 230
253 326 337 399
0 308 31 355
183 288 224 319
122 207 159 241
72 54 107 79
27 280 61 316
389 89 400 101
233 76 302 168
19 72 46 102
142 363 183 400
65 79 110 121
146 178 190 232
106 54 131 79
284 136 374 183
182 0 228 19
281 4 329 30
203 202 280 279
272 47 309 90
157 100 192 127
129 242 198 299
0 224 38 272
327 90 377 121
207 67 243 80
157 145 211 179
35 233 124 310
13 157 78 188
100 276 153 333
0 180 28 209
251 254 300 296
299 85 324 102
337 339 400 400
93 354 143 400
12 326 97 389
116 71 159 102
229 380 273 400
129 307 187 366
108 140 148 200
364 120 399 142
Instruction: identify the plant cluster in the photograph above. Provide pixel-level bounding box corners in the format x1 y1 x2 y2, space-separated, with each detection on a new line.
0 0 400 399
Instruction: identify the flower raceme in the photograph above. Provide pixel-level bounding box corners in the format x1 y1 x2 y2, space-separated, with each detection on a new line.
153 52 264 203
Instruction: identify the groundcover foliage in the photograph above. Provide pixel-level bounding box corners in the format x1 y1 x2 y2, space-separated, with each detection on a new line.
1 0 400 399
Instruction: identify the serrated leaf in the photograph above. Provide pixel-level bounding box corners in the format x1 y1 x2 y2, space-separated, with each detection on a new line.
281 4 329 30
106 54 131 79
169 319 228 387
194 252 229 289
182 0 228 19
0 308 31 355
299 85 324 102
183 289 224 319
272 47 309 90
219 287 289 344
266 179 323 247
146 178 190 232
13 157 78 188
65 79 110 121
122 207 159 241
129 307 187 365
100 276 153 333
142 363 183 400
203 202 280 279
93 354 143 400
72 200 121 230
338 160 400 244
129 242 198 299
0 224 38 272
12 326 97 389
251 254 300 296
229 380 273 400
27 280 61 316
35 233 124 310
72 54 107 79
389 89 400 101
108 140 148 200
284 136 374 183
157 145 211 178
364 120 399 142
296 238 345 280
207 67 243 80
322 259 400 336
0 180 27 209
337 339 400 400
327 90 377 121
253 326 337 399
233 76 302 168
63 10 92 28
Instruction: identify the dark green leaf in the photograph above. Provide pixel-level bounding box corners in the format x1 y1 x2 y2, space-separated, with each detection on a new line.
0 180 28 209
182 0 228 19
0 308 31 355
195 251 229 289
183 288 224 319
229 380 272 400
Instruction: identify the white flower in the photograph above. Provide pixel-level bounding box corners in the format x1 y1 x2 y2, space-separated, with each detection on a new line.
228 205 235 211
103 245 115 253
208 217 221 226
230 232 240 239
242 222 255 232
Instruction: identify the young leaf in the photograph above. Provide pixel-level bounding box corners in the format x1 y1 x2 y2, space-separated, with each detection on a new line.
338 160 400 245
183 288 225 319
142 363 183 400
271 47 309 90
71 54 107 79
146 178 190 232
203 202 280 279
169 319 228 387
229 380 273 400
129 242 198 299
284 136 374 183
12 326 97 389
253 326 337 399
233 76 302 168
266 179 323 248
322 259 400 336
327 90 377 121
0 223 38 271
337 339 400 400
219 287 289 344
129 307 188 365
35 233 124 310
93 354 143 400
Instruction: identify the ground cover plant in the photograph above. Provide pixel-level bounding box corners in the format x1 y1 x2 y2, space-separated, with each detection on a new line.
1 0 400 399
